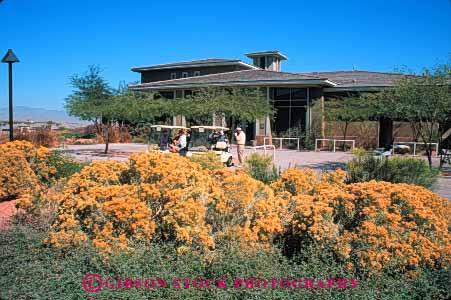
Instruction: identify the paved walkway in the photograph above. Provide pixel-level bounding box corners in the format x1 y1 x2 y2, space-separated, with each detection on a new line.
433 177 451 200
54 143 449 199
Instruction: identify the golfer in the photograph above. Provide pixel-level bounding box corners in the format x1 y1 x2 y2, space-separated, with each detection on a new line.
234 127 246 167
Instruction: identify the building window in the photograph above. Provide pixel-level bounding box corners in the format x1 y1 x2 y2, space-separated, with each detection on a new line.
259 57 266 69
270 87 309 134
158 91 175 100
170 72 176 80
193 71 200 76
182 72 189 78
183 90 193 98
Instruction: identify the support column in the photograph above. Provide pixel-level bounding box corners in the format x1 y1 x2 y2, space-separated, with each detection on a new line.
305 88 310 134
379 117 393 149
320 95 325 139
173 91 177 126
266 86 272 137
255 118 259 138
319 95 326 148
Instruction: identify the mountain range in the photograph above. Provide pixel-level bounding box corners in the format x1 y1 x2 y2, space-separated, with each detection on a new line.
0 106 88 124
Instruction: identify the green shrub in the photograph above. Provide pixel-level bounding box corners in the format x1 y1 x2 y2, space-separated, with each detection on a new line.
190 151 224 170
244 153 279 184
47 151 85 181
346 152 439 188
60 131 96 139
131 136 148 143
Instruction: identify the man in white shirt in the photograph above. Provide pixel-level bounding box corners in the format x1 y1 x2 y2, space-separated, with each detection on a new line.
234 127 246 166
177 129 188 156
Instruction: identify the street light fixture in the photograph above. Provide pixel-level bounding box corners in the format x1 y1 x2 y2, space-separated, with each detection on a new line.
2 49 20 141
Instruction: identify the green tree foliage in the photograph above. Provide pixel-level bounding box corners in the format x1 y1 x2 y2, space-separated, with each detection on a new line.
67 72 273 151
368 63 451 167
65 66 165 153
173 87 274 129
323 96 370 148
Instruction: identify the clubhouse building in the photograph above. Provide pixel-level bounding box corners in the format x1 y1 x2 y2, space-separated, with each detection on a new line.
129 51 406 146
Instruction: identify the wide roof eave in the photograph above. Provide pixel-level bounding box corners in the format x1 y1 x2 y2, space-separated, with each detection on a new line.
129 79 337 90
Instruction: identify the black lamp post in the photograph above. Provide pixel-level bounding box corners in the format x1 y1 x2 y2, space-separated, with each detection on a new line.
1 49 20 141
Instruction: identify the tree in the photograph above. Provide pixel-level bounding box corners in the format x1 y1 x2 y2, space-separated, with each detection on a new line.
370 63 451 168
65 66 163 153
172 87 274 135
323 96 370 149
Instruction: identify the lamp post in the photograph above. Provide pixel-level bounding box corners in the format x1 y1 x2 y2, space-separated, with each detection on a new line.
1 49 20 141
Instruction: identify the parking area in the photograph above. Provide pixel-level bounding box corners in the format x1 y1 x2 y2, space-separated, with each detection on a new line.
55 143 449 199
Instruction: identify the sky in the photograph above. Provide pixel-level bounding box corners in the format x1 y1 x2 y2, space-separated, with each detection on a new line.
0 0 450 110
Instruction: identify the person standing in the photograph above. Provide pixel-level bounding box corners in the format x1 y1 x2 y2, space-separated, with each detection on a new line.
177 129 188 156
234 127 246 167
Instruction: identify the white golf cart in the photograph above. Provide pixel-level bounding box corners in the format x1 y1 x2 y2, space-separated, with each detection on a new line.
187 126 234 167
148 125 188 152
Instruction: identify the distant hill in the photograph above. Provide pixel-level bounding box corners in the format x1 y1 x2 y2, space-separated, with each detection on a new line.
0 106 89 124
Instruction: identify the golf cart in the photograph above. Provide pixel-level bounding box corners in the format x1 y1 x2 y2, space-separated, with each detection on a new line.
148 125 188 152
187 126 234 167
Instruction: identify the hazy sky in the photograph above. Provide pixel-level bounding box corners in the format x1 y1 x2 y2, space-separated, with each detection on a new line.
0 0 450 110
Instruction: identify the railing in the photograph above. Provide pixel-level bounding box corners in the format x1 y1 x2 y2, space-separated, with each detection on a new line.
315 139 356 152
250 145 276 161
392 141 439 157
264 137 300 151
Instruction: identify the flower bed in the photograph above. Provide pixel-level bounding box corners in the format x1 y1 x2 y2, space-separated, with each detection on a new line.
2 141 449 277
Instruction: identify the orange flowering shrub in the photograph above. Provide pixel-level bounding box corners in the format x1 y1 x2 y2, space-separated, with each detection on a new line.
0 153 38 201
46 160 145 252
46 152 287 254
126 152 216 251
208 171 284 250
0 141 56 201
272 168 451 273
271 168 351 244
40 153 450 273
47 153 216 253
337 181 451 272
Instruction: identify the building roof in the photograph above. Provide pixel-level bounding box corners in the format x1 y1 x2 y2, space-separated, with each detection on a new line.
299 70 408 91
131 58 257 72
245 51 288 60
129 69 337 90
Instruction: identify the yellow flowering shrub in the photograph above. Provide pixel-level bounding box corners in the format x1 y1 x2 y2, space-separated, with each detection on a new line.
127 152 216 251
271 168 352 244
208 171 284 250
337 181 451 272
46 152 287 254
46 160 143 252
272 168 451 273
47 153 215 253
36 151 450 273
0 140 56 182
271 168 319 195
0 140 57 201
47 184 154 252
0 154 38 200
